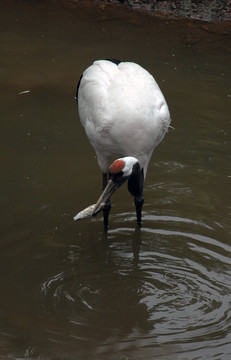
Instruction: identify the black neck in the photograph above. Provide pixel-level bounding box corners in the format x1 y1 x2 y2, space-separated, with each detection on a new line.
127 162 144 198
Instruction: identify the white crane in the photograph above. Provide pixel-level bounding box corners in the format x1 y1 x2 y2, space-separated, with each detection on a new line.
76 59 171 228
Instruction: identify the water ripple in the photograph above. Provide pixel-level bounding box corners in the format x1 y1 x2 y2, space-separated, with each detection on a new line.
39 211 231 358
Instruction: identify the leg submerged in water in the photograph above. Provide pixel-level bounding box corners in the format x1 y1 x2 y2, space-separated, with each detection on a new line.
102 172 111 229
134 195 144 226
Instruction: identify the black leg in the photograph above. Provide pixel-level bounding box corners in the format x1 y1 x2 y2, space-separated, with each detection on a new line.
102 172 111 229
134 195 144 227
102 172 107 189
103 202 111 229
128 167 144 227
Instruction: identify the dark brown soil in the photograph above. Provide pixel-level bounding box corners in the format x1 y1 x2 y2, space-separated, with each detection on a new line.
95 0 231 22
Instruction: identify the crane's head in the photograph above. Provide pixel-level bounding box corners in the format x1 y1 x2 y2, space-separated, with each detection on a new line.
93 157 144 216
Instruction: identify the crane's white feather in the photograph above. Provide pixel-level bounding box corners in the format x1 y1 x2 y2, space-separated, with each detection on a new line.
78 60 171 177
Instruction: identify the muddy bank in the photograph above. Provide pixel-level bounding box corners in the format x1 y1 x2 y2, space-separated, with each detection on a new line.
63 0 230 45
95 0 231 21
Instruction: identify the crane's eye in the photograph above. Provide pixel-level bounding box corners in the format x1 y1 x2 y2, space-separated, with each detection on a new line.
110 171 123 183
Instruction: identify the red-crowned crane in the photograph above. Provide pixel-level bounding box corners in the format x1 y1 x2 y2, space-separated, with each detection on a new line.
76 59 171 228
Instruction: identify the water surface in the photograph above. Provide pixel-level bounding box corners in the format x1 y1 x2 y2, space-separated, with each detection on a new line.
0 1 231 359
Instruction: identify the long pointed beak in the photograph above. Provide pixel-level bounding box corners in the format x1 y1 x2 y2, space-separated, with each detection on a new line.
92 180 119 216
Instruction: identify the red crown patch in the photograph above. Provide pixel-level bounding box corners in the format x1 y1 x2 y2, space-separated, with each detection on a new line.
109 159 125 174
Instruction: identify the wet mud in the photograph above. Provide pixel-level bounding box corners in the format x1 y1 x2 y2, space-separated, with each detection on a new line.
95 0 231 21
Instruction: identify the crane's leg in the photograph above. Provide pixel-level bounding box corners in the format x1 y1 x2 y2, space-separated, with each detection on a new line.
131 169 144 227
134 195 144 227
102 172 111 229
